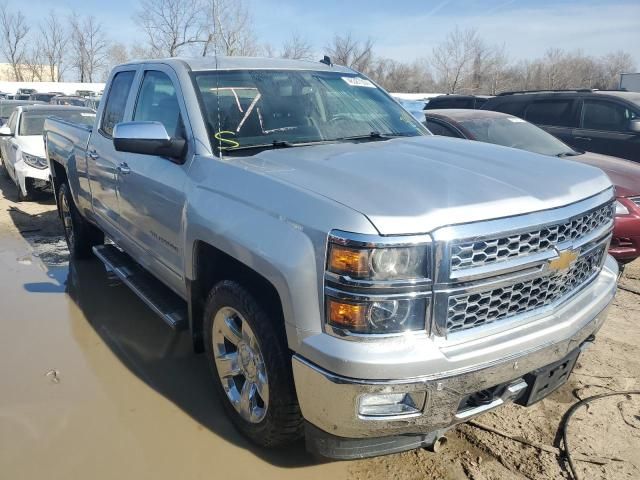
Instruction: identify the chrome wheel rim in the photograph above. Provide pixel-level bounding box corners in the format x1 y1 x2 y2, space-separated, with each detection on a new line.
61 193 74 247
212 306 269 423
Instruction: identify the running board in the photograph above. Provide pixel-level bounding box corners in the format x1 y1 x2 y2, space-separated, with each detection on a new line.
92 245 188 330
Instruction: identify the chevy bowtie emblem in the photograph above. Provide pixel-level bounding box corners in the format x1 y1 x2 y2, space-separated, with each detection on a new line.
548 249 579 272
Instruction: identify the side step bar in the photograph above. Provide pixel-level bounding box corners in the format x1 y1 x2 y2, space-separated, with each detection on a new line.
93 245 188 330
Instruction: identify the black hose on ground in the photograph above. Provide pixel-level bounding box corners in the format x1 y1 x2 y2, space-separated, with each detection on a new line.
560 390 640 480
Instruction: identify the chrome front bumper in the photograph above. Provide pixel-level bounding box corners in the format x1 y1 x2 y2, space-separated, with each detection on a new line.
292 258 617 440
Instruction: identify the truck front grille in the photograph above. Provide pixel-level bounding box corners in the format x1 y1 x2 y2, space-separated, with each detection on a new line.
446 245 606 333
450 203 614 271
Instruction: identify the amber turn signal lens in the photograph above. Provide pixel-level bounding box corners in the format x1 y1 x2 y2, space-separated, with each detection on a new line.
328 245 369 277
328 299 367 330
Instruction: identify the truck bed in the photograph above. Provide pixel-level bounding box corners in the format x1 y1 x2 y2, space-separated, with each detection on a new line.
44 116 93 171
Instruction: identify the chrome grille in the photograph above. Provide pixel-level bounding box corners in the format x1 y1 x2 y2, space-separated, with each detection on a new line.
446 245 606 333
450 203 614 271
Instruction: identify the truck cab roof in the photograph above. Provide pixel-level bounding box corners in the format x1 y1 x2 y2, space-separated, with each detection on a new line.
120 56 356 74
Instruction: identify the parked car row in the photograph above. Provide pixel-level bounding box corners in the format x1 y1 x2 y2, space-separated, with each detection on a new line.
0 90 101 108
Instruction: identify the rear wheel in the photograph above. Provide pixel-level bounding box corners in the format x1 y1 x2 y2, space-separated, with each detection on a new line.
204 281 303 447
58 182 104 259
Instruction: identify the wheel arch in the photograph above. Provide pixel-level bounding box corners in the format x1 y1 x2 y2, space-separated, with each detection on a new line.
189 240 289 353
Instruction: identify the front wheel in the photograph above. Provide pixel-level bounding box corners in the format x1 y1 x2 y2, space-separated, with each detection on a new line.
58 182 104 259
204 281 303 447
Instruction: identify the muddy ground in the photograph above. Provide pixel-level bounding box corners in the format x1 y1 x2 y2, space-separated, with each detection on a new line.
0 171 638 480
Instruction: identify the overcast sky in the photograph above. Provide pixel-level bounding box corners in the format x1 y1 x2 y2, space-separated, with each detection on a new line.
17 0 640 66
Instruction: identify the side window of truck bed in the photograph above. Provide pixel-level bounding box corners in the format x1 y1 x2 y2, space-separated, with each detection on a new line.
100 70 136 137
133 70 184 138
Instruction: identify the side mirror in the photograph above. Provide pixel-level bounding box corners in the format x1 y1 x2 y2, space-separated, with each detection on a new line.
113 121 186 160
0 125 12 136
629 119 640 134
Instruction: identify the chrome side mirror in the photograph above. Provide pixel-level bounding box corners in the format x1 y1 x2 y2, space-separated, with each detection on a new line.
0 125 12 136
113 121 185 160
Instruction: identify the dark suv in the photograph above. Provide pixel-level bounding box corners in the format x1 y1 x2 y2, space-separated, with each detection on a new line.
481 90 640 162
425 94 491 110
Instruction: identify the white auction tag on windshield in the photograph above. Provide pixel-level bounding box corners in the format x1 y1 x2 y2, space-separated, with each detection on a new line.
342 77 375 88
507 117 525 122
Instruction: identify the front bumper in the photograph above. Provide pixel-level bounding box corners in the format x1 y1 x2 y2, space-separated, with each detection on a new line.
14 160 51 195
292 256 617 447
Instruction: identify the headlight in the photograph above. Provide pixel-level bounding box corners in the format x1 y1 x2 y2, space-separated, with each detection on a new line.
22 153 48 169
615 200 629 216
327 296 427 334
328 244 429 280
325 232 432 335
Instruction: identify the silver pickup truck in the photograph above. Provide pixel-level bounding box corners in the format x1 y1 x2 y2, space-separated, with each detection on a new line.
44 57 618 459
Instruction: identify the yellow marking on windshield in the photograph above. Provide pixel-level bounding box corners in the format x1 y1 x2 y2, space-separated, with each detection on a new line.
214 130 240 149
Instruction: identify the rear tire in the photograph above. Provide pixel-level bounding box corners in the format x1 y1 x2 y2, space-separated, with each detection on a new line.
58 182 104 259
204 280 303 448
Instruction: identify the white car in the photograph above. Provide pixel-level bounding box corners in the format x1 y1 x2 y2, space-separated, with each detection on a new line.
0 105 95 200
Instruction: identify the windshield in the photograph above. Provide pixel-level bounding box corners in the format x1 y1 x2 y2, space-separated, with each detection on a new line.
459 116 575 156
19 110 96 136
194 70 427 153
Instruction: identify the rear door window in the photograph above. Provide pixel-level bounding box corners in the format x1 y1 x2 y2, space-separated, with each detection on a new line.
525 99 576 127
100 70 136 137
581 100 638 132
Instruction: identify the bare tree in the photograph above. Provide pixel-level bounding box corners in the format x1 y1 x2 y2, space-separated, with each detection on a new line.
431 26 480 93
137 0 203 57
200 0 259 57
70 15 109 82
483 44 510 95
22 48 46 81
0 2 29 81
281 32 313 60
38 12 68 81
600 50 635 89
325 33 374 73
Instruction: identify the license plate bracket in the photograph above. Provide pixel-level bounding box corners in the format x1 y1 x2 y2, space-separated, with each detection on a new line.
516 348 580 407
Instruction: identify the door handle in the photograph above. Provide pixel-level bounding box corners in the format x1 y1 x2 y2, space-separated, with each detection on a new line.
88 149 100 160
116 162 130 175
574 136 591 141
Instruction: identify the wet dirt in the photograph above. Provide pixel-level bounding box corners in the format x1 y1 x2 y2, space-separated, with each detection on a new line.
0 172 638 480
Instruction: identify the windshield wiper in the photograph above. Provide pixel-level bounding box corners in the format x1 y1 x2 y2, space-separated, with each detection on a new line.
336 131 417 142
556 151 581 157
222 140 297 153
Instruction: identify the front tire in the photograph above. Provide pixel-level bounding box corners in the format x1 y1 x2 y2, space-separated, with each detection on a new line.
58 182 104 259
204 280 303 447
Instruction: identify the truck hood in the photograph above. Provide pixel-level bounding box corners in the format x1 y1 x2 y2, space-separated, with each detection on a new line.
240 136 612 235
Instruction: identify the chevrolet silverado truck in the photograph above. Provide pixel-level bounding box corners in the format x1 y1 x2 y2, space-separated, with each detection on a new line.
44 57 618 459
